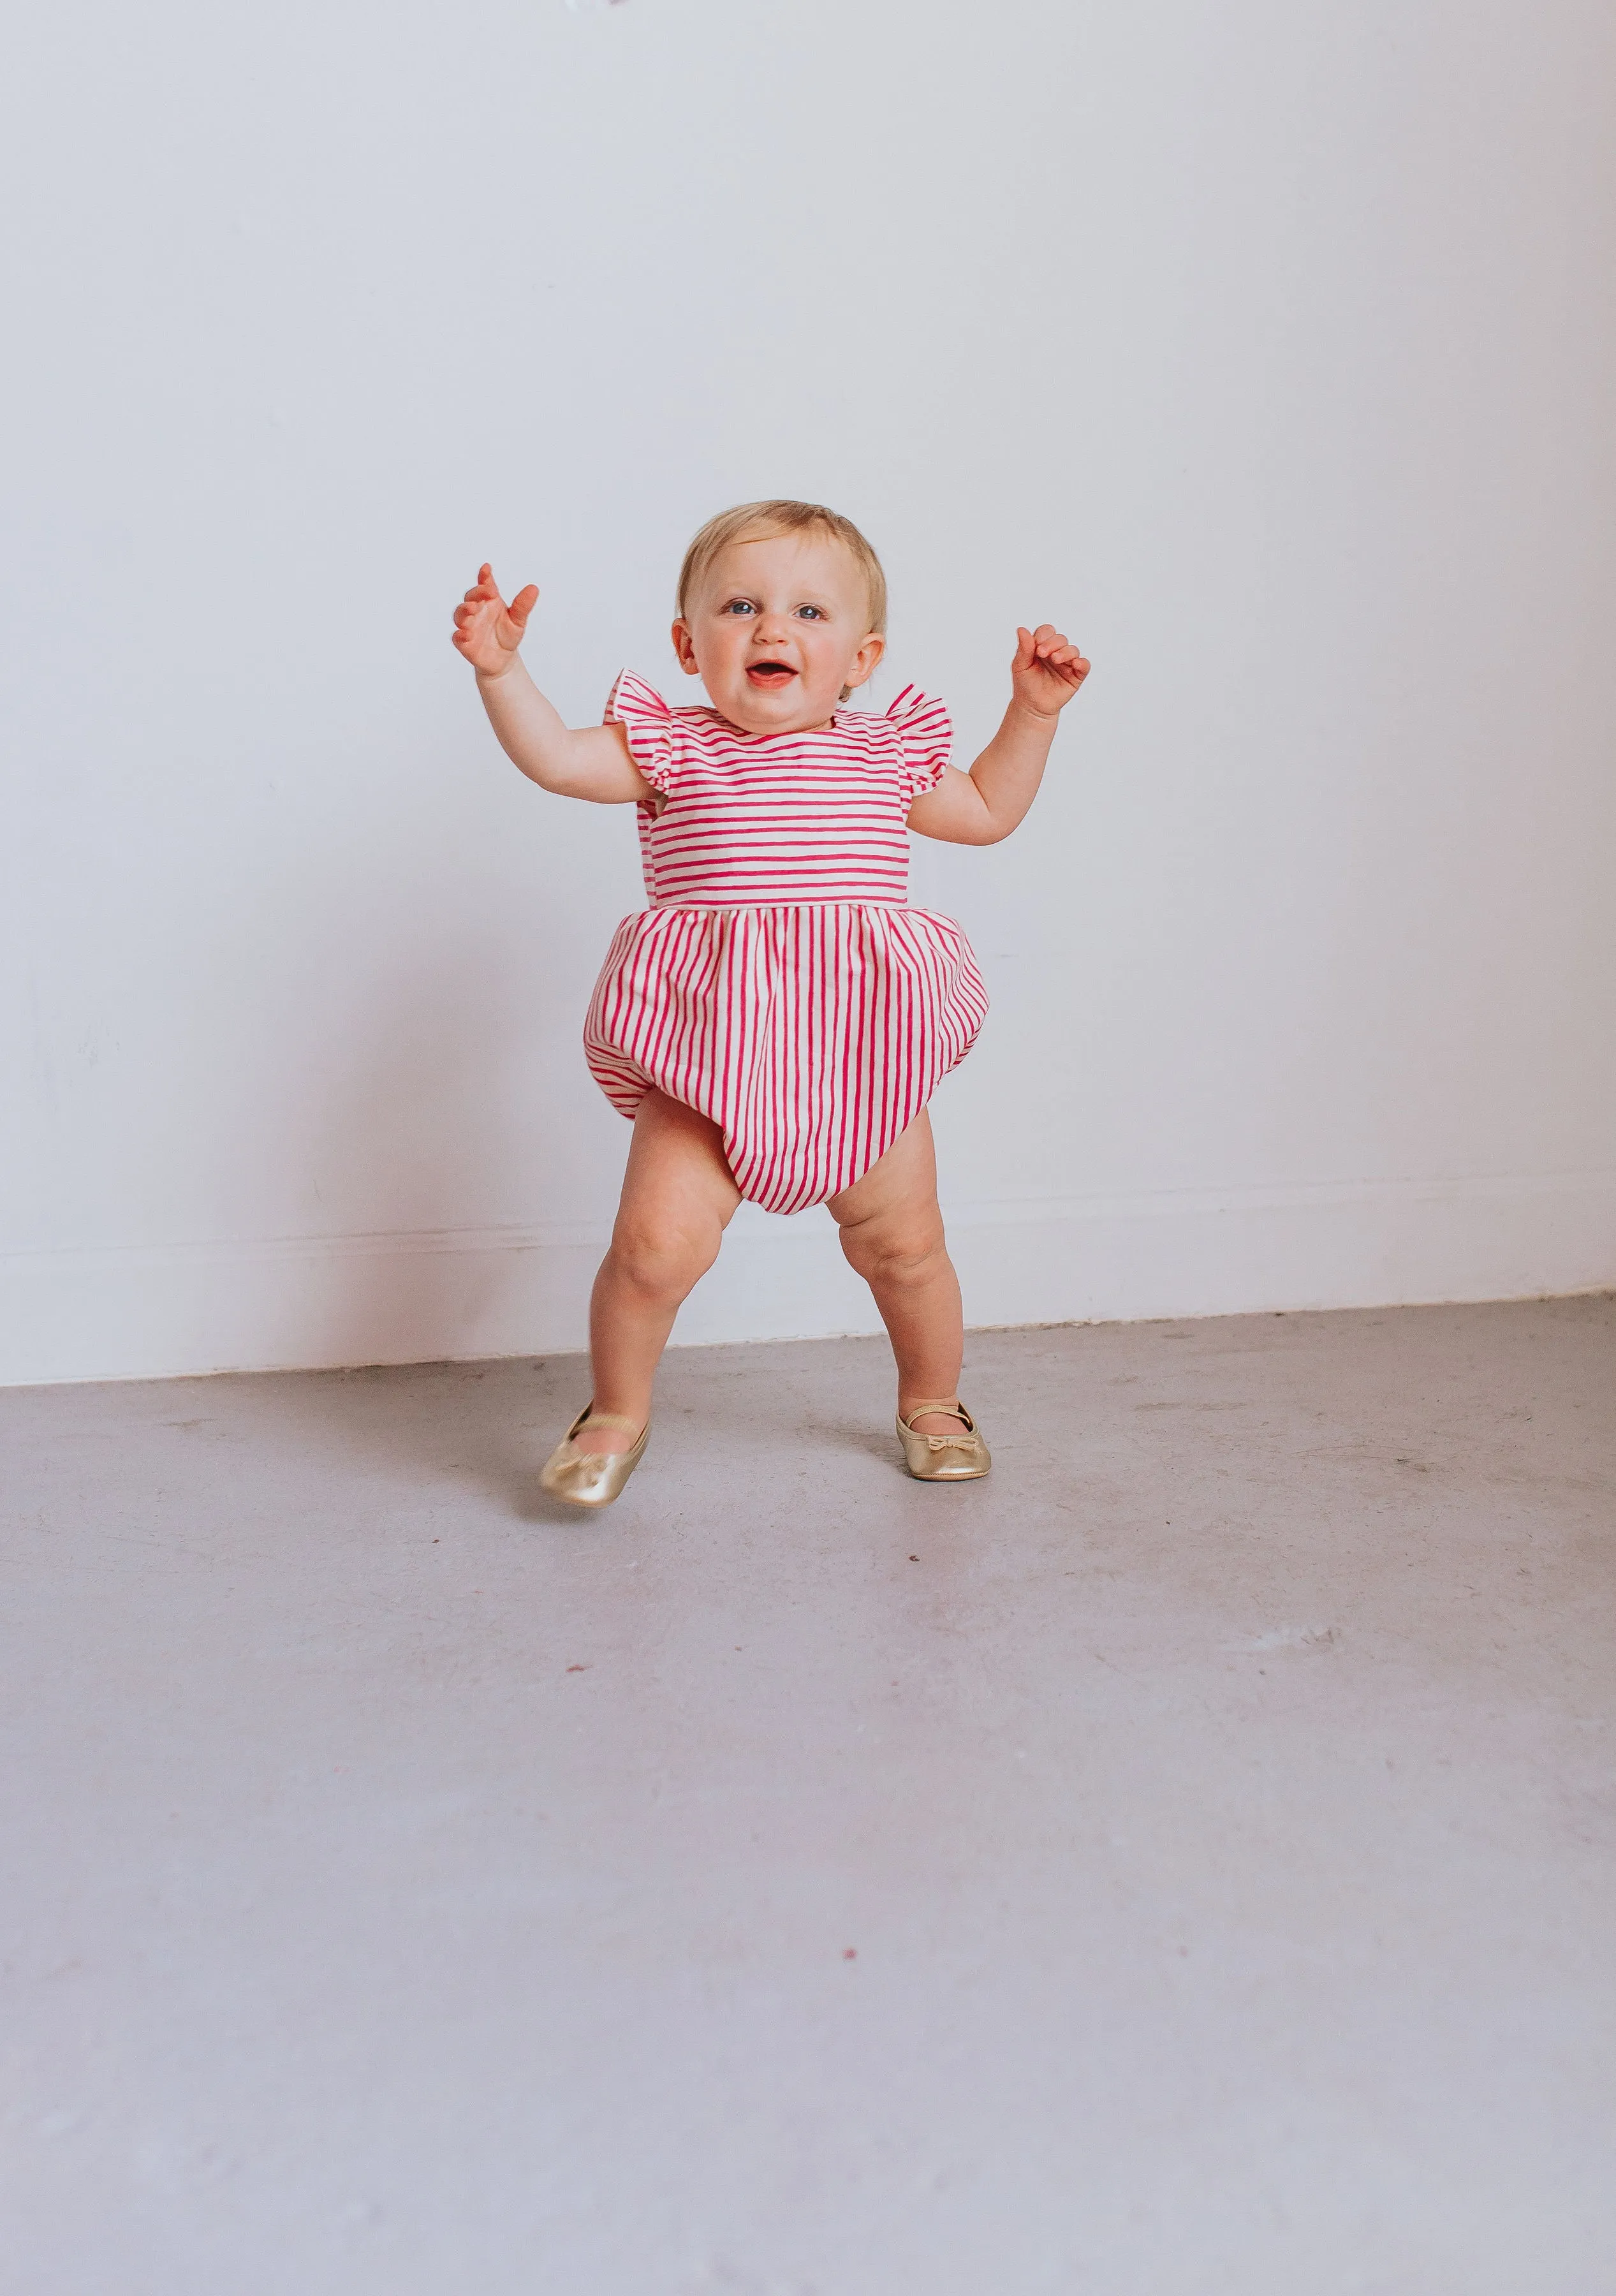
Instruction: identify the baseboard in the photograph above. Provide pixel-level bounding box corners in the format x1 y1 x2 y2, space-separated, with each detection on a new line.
4 1169 1613 1386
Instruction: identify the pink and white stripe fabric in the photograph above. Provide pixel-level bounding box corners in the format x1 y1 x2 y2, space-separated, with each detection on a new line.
582 674 988 1214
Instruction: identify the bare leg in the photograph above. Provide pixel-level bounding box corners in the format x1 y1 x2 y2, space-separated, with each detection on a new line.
584 1090 742 1452
828 1110 966 1435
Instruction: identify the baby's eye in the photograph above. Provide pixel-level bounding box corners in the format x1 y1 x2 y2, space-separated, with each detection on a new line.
723 599 757 617
795 605 825 621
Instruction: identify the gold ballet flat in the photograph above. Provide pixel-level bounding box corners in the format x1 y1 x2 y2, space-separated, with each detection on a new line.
538 1406 649 1509
896 1397 992 1482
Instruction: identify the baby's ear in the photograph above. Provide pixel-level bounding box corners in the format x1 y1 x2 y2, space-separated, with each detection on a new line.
670 618 703 676
841 630 886 695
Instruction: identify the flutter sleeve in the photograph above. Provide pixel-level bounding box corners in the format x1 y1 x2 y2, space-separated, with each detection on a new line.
604 670 677 797
886 686 954 802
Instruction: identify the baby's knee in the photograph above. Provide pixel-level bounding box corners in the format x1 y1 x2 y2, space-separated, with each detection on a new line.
608 1216 719 1305
839 1214 947 1291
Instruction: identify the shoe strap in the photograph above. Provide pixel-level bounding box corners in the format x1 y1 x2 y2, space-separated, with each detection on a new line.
570 1407 644 1442
900 1398 973 1431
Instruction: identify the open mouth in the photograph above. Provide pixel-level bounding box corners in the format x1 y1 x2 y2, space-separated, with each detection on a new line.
746 660 798 688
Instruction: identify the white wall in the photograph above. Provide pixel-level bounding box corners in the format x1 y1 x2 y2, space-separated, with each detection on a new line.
4 0 1614 1385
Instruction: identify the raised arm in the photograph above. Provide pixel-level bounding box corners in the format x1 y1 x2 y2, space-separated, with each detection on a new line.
907 623 1090 846
452 564 652 804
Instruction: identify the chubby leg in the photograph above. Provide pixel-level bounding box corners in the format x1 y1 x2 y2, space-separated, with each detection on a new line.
828 1110 966 1436
585 1090 741 1452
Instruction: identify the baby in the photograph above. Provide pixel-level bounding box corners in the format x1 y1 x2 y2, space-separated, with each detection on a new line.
452 501 1088 1505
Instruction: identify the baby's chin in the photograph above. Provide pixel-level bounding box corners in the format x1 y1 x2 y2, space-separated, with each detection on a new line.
708 673 844 734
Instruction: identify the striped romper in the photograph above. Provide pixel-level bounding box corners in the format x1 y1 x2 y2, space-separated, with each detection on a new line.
584 672 989 1216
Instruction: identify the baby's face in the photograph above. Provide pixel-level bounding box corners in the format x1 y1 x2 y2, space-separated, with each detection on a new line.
672 529 885 733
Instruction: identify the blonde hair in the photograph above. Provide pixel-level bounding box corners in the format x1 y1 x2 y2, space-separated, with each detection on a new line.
677 499 888 636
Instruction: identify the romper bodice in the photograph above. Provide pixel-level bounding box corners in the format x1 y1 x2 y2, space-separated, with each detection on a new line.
605 672 952 909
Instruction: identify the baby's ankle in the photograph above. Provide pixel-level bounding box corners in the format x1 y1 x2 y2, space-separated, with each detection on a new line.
576 1407 645 1455
900 1395 967 1431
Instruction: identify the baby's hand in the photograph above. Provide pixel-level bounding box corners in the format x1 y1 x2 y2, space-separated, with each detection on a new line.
452 563 540 678
1011 624 1090 718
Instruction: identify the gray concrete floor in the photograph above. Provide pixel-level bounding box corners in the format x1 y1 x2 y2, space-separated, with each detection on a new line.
2 1298 1613 2295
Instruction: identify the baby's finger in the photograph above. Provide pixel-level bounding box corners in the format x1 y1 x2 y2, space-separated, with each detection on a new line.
508 583 539 624
1013 626 1036 666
